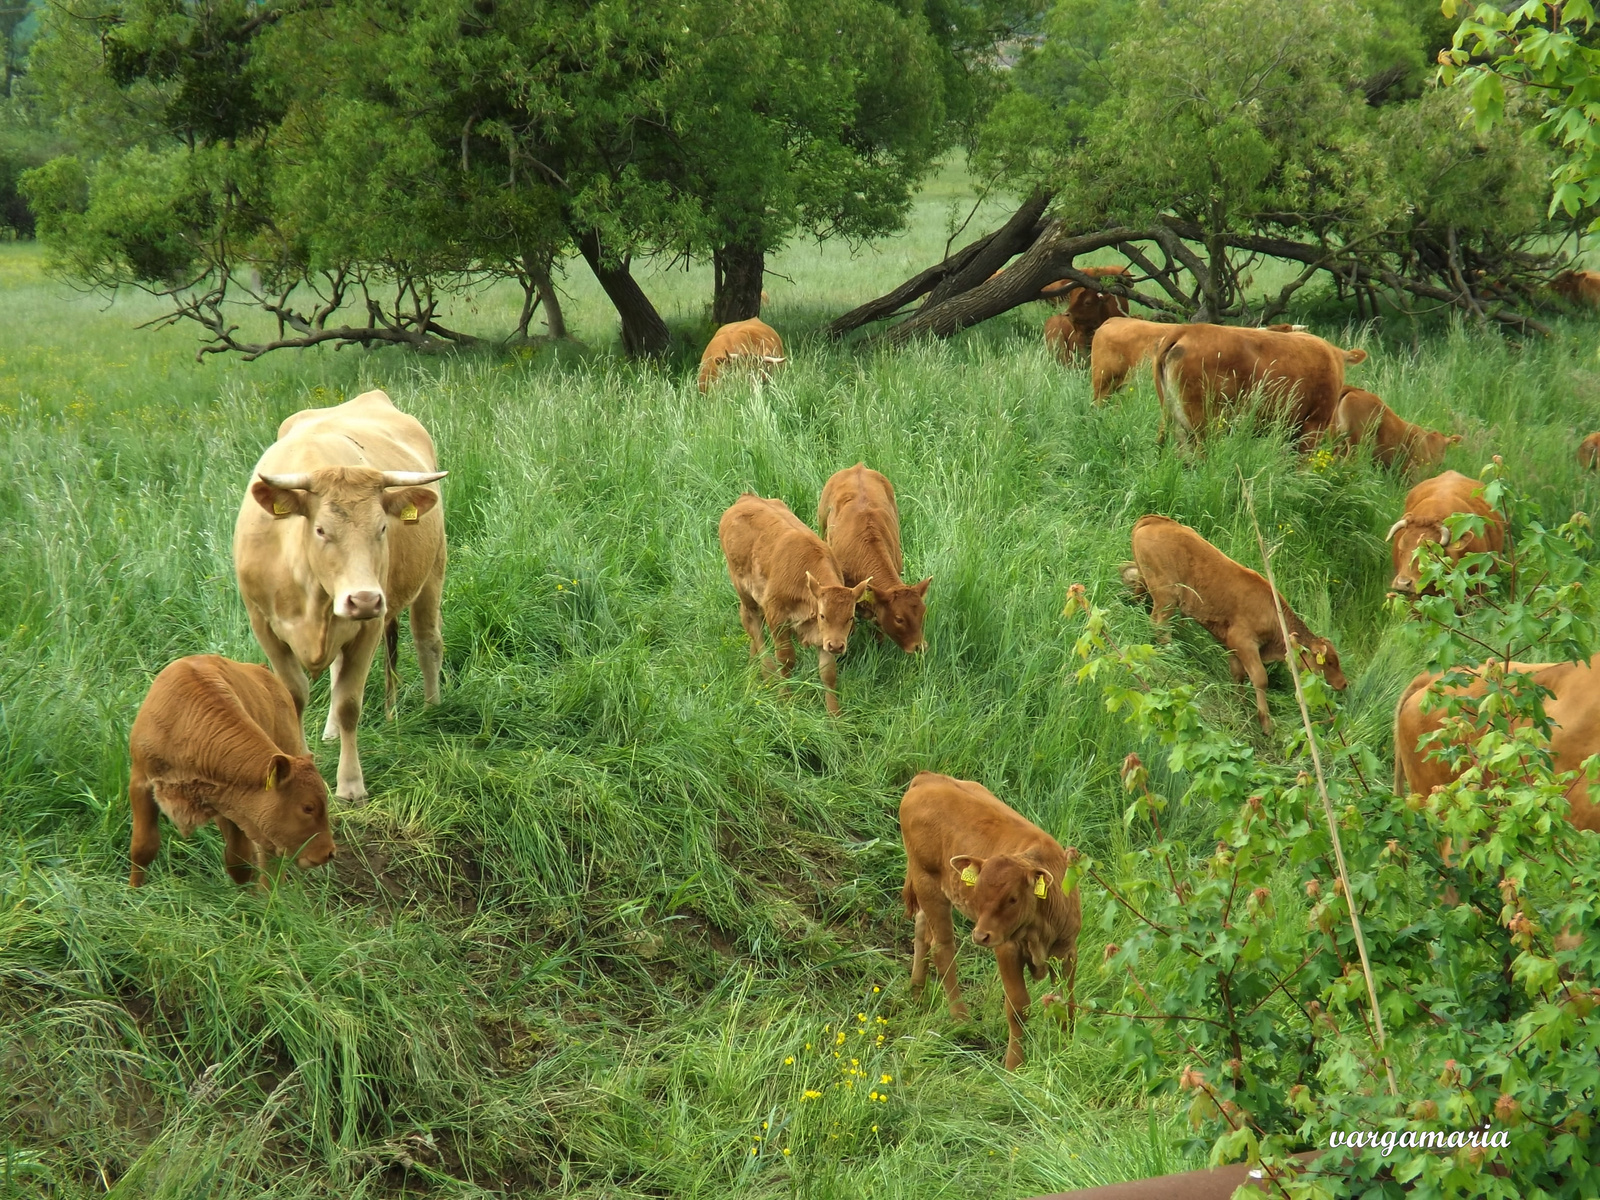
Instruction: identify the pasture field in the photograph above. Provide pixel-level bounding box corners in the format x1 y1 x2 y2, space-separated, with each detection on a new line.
4 168 1600 1199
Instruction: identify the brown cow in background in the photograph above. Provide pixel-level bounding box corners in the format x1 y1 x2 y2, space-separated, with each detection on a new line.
817 464 930 653
1386 470 1504 595
698 318 786 391
1152 324 1367 447
900 771 1082 1070
1579 432 1600 469
1126 515 1347 732
1332 386 1459 470
719 493 870 715
128 655 336 887
1041 266 1131 362
1552 270 1600 307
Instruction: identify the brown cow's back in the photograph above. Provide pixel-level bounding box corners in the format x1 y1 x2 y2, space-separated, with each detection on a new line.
1394 660 1600 831
818 465 930 653
698 318 785 391
1090 317 1176 401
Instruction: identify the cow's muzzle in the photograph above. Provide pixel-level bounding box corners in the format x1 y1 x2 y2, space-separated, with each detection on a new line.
1389 576 1416 596
971 929 996 947
339 590 385 620
824 640 847 655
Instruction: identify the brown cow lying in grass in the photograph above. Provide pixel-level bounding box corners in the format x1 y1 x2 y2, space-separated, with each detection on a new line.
1393 659 1600 833
1152 323 1366 447
817 463 930 653
719 493 870 714
698 318 785 392
900 771 1082 1070
128 655 336 887
1125 515 1347 732
1385 470 1505 595
1332 387 1459 471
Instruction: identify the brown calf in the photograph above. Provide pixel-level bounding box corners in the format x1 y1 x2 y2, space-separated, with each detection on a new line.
698 318 785 392
128 655 336 887
718 493 869 714
1579 432 1600 469
1394 659 1600 832
1552 270 1600 307
1126 515 1347 732
1152 324 1367 447
1089 320 1306 403
1385 470 1505 595
900 772 1082 1070
1040 266 1132 361
1332 387 1459 470
817 464 930 653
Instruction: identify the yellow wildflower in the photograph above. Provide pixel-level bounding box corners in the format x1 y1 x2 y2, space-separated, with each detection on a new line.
802 1090 822 1100
881 1074 892 1084
783 1148 791 1156
784 1057 794 1065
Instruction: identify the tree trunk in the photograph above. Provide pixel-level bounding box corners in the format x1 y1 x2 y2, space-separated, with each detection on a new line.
529 256 566 339
576 228 671 357
712 243 765 324
826 192 1053 338
920 191 1055 310
882 223 1152 346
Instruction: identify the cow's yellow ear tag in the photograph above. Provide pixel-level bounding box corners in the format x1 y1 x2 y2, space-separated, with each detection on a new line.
264 765 277 790
1034 876 1048 899
401 502 419 523
960 866 978 887
273 498 292 516
1316 651 1327 665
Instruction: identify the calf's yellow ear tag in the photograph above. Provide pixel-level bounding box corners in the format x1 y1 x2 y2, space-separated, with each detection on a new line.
400 502 420 523
272 497 292 516
263 764 277 790
1316 651 1327 665
1034 876 1048 899
960 865 979 887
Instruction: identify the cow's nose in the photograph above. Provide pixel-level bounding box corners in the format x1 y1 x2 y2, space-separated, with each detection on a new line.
971 930 993 947
341 590 385 619
825 640 846 654
1390 577 1415 596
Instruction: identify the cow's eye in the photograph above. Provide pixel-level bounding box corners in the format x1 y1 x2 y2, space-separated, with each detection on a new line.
314 526 326 538
302 804 316 815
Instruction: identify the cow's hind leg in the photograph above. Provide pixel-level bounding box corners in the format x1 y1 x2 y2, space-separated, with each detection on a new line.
737 592 768 667
910 909 931 997
128 768 161 887
216 816 257 886
771 622 797 679
329 622 383 803
411 569 445 708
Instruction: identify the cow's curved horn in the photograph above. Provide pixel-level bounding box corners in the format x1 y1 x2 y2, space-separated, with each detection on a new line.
1385 518 1407 541
379 470 448 487
1437 525 1452 547
258 472 313 491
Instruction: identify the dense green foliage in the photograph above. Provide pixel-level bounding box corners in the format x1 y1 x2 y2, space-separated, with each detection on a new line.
5 159 1600 1193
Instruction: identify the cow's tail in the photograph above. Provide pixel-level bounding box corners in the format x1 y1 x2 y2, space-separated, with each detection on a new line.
1392 671 1434 796
903 873 920 920
1120 560 1148 601
1152 333 1186 445
384 617 400 718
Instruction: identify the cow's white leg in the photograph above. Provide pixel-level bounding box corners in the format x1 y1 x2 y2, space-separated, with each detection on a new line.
412 571 445 707
248 610 310 717
322 653 344 741
329 622 383 803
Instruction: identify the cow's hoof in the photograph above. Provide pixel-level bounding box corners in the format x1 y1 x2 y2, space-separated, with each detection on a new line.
950 1003 971 1021
337 784 369 806
1004 1050 1024 1071
322 726 339 742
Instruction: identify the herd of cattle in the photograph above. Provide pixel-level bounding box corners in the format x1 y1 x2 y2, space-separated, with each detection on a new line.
121 266 1600 1069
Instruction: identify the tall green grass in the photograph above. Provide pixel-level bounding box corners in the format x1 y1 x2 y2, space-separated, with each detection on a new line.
4 179 1600 1197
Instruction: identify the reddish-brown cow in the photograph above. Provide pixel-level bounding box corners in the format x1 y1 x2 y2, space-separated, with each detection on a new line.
1394 659 1600 832
1552 270 1600 307
1126 515 1347 732
1152 323 1367 447
698 318 785 392
1579 432 1600 469
900 771 1082 1070
1332 386 1459 470
128 655 336 887
1089 320 1306 402
719 493 869 714
1385 470 1505 595
817 463 930 653
1040 266 1132 362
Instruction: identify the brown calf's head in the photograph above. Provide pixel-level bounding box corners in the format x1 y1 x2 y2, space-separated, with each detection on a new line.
252 466 445 621
1386 516 1463 594
868 577 931 653
1293 635 1347 691
950 853 1055 948
251 753 337 869
807 572 871 655
1412 429 1462 470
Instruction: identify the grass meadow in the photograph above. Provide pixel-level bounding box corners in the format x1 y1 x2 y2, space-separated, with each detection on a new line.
5 166 1600 1198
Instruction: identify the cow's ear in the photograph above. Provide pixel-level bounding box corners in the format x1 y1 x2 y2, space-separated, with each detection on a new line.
913 576 931 597
252 481 307 519
950 855 984 886
805 571 820 601
1031 868 1055 899
382 487 438 524
1345 348 1368 364
1447 434 1462 445
851 577 873 601
263 753 293 791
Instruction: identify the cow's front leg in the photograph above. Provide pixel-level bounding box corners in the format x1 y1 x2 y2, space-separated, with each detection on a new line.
1228 636 1273 733
772 624 797 679
817 648 840 714
996 942 1033 1070
322 652 345 741
329 622 382 803
249 610 310 717
921 896 968 1020
216 816 257 886
412 571 446 707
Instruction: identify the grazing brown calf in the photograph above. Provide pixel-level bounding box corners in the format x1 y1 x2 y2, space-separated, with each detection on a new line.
1126 515 1347 732
698 318 785 392
1089 320 1306 403
1394 659 1600 832
900 772 1082 1070
718 493 870 714
1552 270 1600 307
1332 386 1459 470
1152 324 1367 447
817 464 930 653
128 655 336 887
1579 432 1600 469
1040 266 1132 361
1385 470 1505 595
